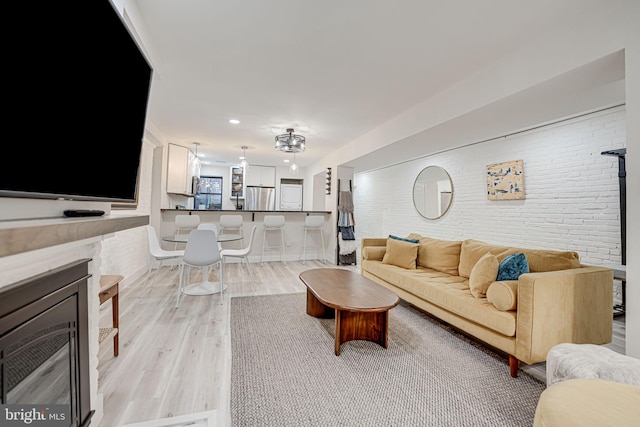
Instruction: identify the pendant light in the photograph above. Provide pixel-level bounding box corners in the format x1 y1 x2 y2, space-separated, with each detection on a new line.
239 146 249 169
289 153 299 174
193 142 201 178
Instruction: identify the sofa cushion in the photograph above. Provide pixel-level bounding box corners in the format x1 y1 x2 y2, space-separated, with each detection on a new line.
458 240 517 278
414 237 462 276
486 280 518 311
382 238 418 269
458 239 581 278
362 246 386 261
363 260 517 337
521 248 581 272
496 253 530 281
469 253 499 298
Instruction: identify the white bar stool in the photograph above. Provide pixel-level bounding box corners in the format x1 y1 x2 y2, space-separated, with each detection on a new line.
301 215 326 264
174 214 200 249
261 215 286 266
219 214 243 248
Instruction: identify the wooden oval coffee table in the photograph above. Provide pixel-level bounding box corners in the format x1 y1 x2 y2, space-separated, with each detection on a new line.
299 268 400 355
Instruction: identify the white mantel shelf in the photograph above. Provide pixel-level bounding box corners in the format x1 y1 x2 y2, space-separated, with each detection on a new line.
0 214 149 258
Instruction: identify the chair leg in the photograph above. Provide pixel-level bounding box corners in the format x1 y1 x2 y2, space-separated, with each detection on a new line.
219 262 224 305
244 256 256 284
301 229 307 264
261 228 267 266
320 230 326 264
176 263 184 309
280 229 287 265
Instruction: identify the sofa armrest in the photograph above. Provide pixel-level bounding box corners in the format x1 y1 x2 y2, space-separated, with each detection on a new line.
361 238 388 262
362 238 388 248
515 266 613 365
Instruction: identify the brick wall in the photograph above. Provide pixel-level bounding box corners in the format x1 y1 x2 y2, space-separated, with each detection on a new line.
354 106 626 266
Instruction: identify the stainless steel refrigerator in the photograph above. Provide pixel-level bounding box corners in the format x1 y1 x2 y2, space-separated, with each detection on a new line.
244 186 276 210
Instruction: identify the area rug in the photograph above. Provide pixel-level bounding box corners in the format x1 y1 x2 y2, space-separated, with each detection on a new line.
231 293 545 426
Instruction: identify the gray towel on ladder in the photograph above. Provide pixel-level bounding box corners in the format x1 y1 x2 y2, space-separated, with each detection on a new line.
338 191 354 212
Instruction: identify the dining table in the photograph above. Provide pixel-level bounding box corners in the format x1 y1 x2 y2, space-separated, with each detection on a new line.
162 233 243 295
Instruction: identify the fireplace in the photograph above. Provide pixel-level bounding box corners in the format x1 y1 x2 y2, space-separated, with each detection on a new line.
1 259 93 426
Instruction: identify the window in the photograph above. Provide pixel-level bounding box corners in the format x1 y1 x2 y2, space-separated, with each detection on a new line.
194 176 223 210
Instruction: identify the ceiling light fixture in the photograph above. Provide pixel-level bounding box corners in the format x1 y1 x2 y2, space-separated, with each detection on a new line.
229 119 240 124
275 128 306 153
239 145 249 169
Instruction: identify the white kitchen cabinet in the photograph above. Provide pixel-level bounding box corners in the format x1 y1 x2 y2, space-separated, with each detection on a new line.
167 143 196 195
245 165 276 187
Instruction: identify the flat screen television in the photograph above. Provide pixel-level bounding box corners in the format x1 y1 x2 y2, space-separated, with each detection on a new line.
0 0 153 204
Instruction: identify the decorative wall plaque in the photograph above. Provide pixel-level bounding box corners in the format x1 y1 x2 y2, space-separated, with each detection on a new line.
486 160 525 200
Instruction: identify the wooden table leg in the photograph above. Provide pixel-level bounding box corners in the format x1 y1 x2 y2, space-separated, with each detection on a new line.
335 309 388 355
306 289 334 318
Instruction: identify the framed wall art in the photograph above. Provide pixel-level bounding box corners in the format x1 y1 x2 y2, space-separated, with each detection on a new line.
486 159 525 200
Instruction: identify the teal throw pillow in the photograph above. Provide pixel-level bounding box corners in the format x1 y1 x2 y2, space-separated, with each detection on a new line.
389 235 420 244
496 253 529 281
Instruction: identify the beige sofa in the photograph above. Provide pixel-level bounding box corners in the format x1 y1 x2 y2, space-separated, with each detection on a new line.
360 235 614 377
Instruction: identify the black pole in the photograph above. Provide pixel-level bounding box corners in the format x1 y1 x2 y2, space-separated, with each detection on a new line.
602 148 626 315
601 148 627 265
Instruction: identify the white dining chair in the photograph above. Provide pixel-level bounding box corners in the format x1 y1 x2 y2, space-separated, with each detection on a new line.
143 225 184 288
196 223 223 276
221 225 258 288
198 223 222 250
177 229 224 308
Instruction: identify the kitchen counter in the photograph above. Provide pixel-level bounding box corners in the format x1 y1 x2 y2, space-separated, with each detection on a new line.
161 209 331 222
161 209 331 214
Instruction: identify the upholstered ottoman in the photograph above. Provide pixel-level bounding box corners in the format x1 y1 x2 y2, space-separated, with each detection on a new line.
533 378 640 427
546 343 640 387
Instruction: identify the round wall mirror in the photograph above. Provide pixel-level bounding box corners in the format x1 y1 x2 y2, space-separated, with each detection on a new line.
413 166 453 220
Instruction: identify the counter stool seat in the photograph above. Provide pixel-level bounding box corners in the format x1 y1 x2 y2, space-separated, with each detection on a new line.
174 214 200 250
219 214 244 248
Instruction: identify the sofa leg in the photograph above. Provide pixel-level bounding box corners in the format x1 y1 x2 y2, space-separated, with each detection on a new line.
509 355 519 378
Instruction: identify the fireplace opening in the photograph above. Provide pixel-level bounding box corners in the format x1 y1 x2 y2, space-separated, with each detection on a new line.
1 259 94 427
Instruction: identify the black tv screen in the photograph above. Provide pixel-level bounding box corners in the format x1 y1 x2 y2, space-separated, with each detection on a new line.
1 0 153 203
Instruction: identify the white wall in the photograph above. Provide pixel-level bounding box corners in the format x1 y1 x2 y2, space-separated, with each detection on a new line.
99 140 155 283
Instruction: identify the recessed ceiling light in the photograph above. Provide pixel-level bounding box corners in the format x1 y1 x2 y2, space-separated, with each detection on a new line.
229 119 240 124
284 159 290 163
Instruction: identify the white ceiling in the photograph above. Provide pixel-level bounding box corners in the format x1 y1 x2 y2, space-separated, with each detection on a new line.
129 0 619 171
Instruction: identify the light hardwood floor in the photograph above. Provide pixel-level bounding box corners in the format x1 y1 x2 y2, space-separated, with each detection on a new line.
98 261 625 426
